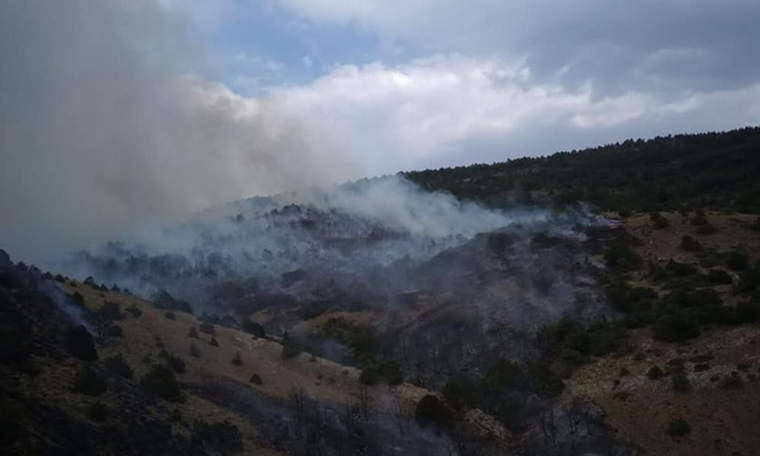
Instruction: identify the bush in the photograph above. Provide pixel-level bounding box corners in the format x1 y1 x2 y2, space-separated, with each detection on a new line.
671 373 691 393
680 236 703 252
140 365 184 403
188 327 199 338
667 418 691 437
652 312 701 342
209 338 220 347
164 311 176 320
67 325 98 361
443 379 479 411
192 420 244 455
485 357 522 389
647 366 664 380
106 325 123 338
125 304 142 319
189 343 200 358
70 292 85 306
165 354 186 373
360 359 403 385
72 365 108 397
696 224 718 235
249 374 263 385
415 395 454 428
232 352 243 366
104 354 133 379
691 210 709 226
242 320 265 338
199 322 216 335
727 252 750 271
735 301 760 323
737 267 760 294
707 269 732 285
98 301 125 320
531 363 564 396
86 402 108 422
650 212 670 229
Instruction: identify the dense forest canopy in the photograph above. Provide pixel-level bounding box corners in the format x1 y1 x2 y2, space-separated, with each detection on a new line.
404 126 760 213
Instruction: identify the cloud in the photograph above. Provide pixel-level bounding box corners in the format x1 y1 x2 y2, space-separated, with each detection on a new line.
270 54 760 171
274 0 760 95
0 0 357 263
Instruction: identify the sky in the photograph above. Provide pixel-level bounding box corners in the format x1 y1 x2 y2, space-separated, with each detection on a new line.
1 0 760 263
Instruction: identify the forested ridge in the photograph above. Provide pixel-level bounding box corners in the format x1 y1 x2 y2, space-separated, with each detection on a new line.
405 126 760 213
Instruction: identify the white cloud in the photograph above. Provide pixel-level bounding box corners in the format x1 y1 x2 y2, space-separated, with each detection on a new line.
267 54 760 173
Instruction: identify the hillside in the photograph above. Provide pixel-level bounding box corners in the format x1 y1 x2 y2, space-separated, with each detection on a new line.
2 127 760 456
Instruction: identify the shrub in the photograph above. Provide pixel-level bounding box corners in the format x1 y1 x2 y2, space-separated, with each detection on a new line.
691 210 709 226
737 267 760 293
70 292 85 306
360 359 403 385
165 354 186 373
192 420 243 455
249 374 263 385
667 418 691 437
125 304 142 319
485 357 522 389
140 365 184 403
67 325 98 361
106 325 123 338
415 395 454 428
531 363 564 396
680 236 703 252
189 343 200 358
188 327 199 338
199 322 216 335
104 354 133 379
735 301 760 323
696 224 718 235
647 366 664 380
650 212 670 229
231 352 243 366
707 269 732 285
671 373 691 393
652 312 701 342
164 311 176 320
242 320 265 338
209 338 220 347
72 365 108 397
86 402 108 422
280 332 301 359
98 301 125 320
443 379 479 411
722 375 743 390
727 252 750 271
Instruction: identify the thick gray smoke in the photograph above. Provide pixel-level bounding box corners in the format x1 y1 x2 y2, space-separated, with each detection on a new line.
0 0 356 264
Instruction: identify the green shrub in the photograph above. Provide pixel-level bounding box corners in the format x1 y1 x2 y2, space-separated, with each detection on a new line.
189 343 200 358
737 267 760 294
680 236 703 252
140 365 184 403
103 354 133 379
66 325 98 361
650 212 670 229
415 395 454 428
165 354 186 373
735 301 760 323
653 312 701 342
727 252 750 271
209 338 220 347
106 325 123 338
666 418 691 437
530 363 564 396
125 304 142 318
485 357 521 389
671 373 691 393
72 365 108 397
442 379 479 411
360 359 403 385
98 301 125 320
707 269 732 285
281 332 300 359
86 402 108 422
199 322 216 335
192 420 243 455
249 374 263 385
231 352 243 366
647 366 664 380
164 311 176 320
242 320 266 338
188 327 199 338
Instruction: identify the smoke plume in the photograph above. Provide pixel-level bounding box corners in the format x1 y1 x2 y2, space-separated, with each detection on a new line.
0 0 357 264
